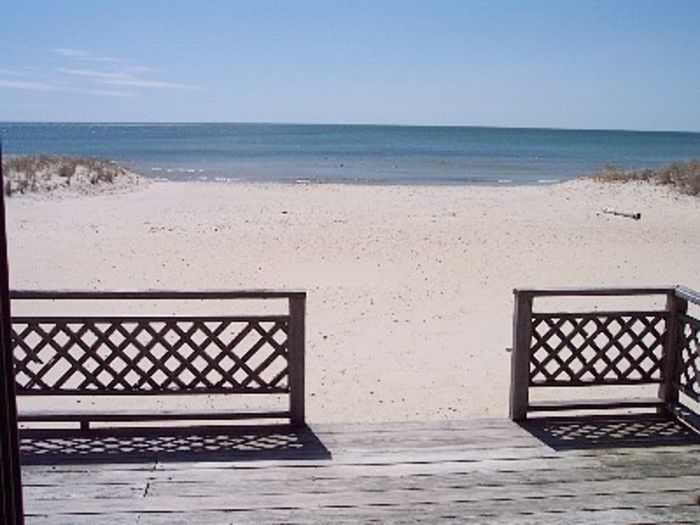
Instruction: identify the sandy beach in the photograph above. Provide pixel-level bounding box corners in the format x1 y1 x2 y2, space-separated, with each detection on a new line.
5 180 700 423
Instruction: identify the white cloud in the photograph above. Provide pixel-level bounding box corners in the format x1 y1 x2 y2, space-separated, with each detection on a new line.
129 66 160 74
0 49 202 97
0 78 133 97
80 89 136 98
100 77 201 90
55 68 130 81
0 79 54 91
53 48 121 63
56 67 201 90
54 48 90 58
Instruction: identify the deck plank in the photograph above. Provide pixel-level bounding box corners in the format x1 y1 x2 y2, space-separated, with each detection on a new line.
22 418 700 523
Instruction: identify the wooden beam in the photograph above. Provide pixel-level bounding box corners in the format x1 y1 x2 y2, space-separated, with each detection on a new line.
674 286 700 306
288 294 306 427
12 314 290 323
10 290 305 300
514 286 675 298
19 409 291 423
529 398 664 412
532 309 668 318
0 141 24 524
510 290 533 421
659 294 687 411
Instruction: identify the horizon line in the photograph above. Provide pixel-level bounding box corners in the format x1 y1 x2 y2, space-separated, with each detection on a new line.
1 120 699 135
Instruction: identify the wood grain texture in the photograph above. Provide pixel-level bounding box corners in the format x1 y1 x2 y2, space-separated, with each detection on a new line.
11 290 305 300
514 287 676 298
20 418 700 524
509 291 532 421
288 294 306 426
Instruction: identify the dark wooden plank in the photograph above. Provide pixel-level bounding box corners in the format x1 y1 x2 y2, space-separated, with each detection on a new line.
19 409 291 422
531 378 665 387
12 315 290 323
122 506 699 525
0 140 24 524
516 287 675 297
288 294 305 426
675 286 700 306
528 398 663 412
18 388 289 396
11 290 306 300
661 293 688 407
24 505 700 525
27 515 138 525
22 477 700 513
28 505 693 525
668 402 700 433
510 291 532 420
139 469 700 500
533 309 669 318
24 483 144 501
676 313 700 405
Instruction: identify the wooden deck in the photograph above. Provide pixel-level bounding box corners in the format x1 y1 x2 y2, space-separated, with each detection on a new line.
19 415 700 524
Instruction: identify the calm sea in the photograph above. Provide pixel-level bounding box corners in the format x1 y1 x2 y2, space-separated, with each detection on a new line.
2 122 699 185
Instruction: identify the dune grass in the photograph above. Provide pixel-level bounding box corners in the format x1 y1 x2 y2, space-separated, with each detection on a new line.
590 160 700 196
2 155 139 196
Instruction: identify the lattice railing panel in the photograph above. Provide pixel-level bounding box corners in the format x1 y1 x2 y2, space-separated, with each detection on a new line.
530 312 668 386
12 316 290 394
677 313 700 402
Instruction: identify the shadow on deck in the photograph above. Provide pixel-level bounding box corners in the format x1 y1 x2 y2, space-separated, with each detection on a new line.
19 424 331 465
20 418 700 523
519 413 700 451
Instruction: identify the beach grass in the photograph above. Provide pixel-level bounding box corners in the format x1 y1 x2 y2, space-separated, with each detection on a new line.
2 155 139 196
590 160 700 196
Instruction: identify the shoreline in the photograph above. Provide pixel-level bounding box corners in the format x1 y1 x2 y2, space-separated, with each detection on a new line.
5 154 698 196
5 122 700 190
143 175 567 187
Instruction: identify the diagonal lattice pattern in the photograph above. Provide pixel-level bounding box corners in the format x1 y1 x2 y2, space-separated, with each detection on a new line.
529 312 668 386
12 316 289 394
677 313 700 402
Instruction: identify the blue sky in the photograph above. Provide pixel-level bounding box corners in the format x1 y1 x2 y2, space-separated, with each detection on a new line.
1 0 699 131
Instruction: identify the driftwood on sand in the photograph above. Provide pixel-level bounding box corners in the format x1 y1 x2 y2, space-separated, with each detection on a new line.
602 207 641 220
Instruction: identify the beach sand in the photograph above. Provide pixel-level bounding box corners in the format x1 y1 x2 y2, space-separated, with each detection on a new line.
6 180 700 423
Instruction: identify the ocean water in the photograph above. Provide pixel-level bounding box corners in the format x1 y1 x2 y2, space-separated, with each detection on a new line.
1 122 699 185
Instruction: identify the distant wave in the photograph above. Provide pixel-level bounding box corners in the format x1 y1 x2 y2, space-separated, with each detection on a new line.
4 122 700 186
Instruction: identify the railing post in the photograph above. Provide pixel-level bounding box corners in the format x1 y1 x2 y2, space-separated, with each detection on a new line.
659 291 687 411
510 290 533 421
0 140 24 524
288 293 306 426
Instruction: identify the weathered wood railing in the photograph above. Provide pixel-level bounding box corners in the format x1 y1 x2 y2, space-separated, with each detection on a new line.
10 290 306 428
510 286 700 422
